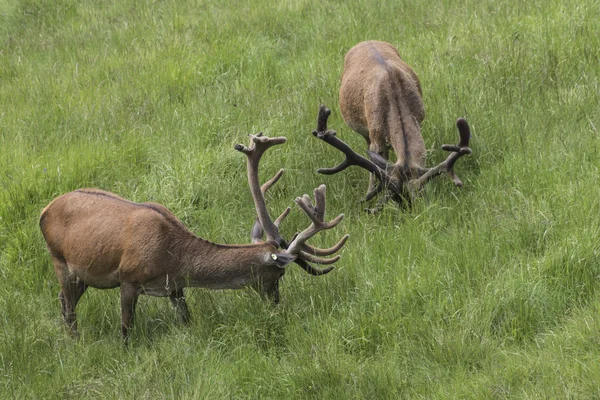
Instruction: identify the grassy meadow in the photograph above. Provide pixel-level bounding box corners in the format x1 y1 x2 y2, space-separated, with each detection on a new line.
1 0 600 397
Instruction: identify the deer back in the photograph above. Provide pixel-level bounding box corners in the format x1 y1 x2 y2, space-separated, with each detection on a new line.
339 40 427 171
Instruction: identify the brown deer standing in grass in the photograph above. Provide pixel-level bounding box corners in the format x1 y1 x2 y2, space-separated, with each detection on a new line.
40 133 347 339
312 40 472 212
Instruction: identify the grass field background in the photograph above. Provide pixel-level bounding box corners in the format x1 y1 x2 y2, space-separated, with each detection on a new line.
1 0 600 397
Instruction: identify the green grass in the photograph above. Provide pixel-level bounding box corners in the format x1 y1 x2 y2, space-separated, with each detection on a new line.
1 0 600 397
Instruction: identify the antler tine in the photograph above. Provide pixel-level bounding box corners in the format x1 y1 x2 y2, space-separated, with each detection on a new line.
301 234 349 256
294 186 344 230
317 104 331 132
261 168 284 193
294 258 335 276
409 118 472 190
441 118 471 151
235 133 287 246
250 171 290 243
275 235 336 275
274 207 291 228
286 185 346 262
299 252 340 265
313 184 326 221
312 105 387 180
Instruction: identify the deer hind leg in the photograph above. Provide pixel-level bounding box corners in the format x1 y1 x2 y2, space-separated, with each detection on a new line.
169 289 191 324
367 141 390 196
53 256 87 335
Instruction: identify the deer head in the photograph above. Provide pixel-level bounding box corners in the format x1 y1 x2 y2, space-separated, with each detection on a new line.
234 133 348 276
312 105 471 212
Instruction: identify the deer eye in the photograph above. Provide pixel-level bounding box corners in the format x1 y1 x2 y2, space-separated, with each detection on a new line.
271 254 278 261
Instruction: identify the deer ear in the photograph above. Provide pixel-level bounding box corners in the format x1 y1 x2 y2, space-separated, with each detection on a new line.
251 217 264 243
269 253 296 268
367 151 391 169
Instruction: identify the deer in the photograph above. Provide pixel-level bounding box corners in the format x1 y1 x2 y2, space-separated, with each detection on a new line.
39 133 347 339
312 40 472 213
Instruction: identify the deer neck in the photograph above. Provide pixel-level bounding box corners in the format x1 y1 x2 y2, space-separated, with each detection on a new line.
178 236 277 290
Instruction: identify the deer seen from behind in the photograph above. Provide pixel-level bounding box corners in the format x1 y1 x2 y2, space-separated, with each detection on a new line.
39 133 347 339
312 40 472 212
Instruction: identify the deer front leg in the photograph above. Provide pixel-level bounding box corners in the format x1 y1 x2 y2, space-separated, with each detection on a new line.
365 190 392 214
169 289 191 324
120 283 140 341
261 279 280 305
